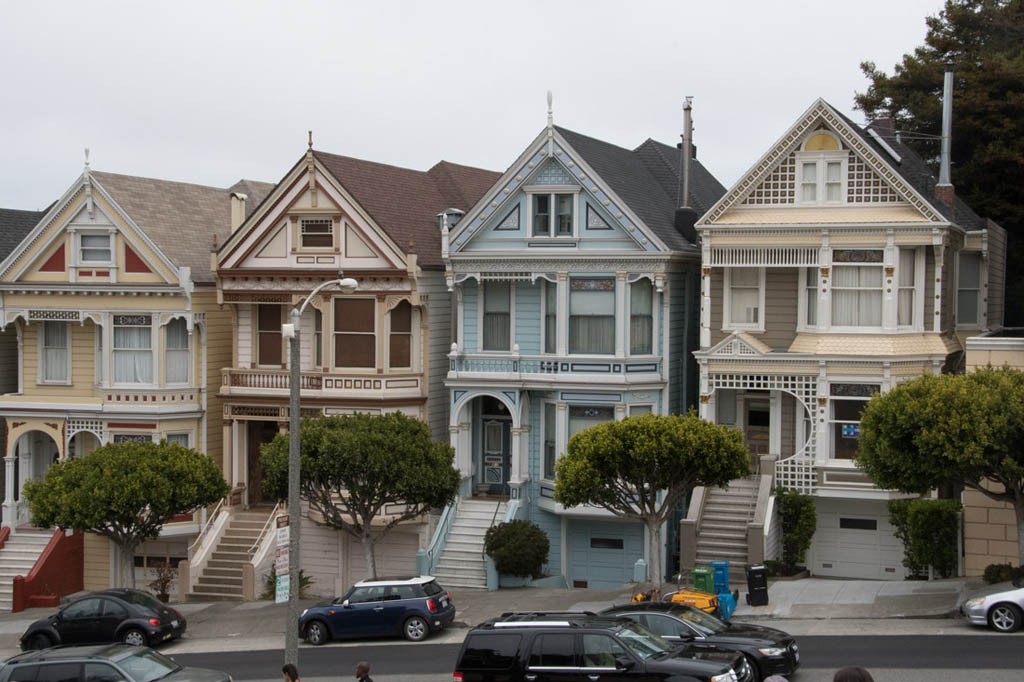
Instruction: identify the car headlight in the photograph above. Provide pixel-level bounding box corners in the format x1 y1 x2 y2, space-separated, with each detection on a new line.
758 647 787 656
964 598 985 608
711 670 738 682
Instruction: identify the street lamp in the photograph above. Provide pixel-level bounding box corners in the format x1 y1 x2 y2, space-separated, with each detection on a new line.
282 274 358 666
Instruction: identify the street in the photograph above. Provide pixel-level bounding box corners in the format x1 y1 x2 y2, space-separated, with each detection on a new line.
170 634 1024 682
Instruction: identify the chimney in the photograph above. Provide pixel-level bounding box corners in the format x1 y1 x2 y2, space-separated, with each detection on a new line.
674 97 699 244
935 64 955 208
872 116 895 133
230 192 248 232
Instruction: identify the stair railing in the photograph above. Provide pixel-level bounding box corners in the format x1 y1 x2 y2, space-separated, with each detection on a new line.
481 498 503 560
189 498 224 558
184 503 231 594
422 495 460 576
248 501 284 557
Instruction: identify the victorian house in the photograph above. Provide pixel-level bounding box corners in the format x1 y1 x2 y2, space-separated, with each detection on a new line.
439 113 726 589
687 99 1006 580
0 162 272 608
208 144 498 598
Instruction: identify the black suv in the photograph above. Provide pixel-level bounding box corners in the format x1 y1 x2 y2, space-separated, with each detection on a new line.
453 612 751 682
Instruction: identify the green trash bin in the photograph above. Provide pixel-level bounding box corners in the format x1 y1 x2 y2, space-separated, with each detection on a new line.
692 565 714 593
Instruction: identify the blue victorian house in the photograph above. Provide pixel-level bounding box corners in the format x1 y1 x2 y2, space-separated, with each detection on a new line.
433 106 726 589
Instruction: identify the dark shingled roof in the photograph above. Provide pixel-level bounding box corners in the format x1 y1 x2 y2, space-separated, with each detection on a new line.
313 151 501 268
554 126 726 251
0 207 47 262
92 172 274 283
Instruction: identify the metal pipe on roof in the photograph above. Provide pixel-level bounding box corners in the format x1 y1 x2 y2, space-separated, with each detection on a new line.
680 97 693 209
938 64 954 187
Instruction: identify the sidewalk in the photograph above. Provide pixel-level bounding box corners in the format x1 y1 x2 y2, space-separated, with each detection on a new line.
0 576 981 658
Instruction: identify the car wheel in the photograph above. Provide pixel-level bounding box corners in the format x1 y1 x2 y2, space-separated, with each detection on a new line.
403 615 429 642
304 620 329 646
988 603 1023 633
121 628 147 646
26 633 52 651
743 654 762 682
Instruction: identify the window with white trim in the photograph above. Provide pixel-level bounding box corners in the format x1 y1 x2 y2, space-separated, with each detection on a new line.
95 324 104 385
313 309 323 367
796 132 847 205
256 305 282 367
957 252 982 326
333 298 376 368
300 218 333 248
165 318 189 384
543 280 557 354
165 433 189 448
803 267 819 327
831 251 884 328
532 193 574 237
389 300 412 368
829 383 879 460
113 315 153 384
482 282 511 351
725 268 763 330
79 233 112 263
568 405 614 440
628 404 653 416
629 280 653 355
897 248 918 327
113 433 151 444
41 321 70 383
543 402 557 480
569 278 615 354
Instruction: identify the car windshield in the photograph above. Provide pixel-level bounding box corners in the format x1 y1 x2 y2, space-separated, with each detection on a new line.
672 605 729 635
116 650 181 682
615 622 675 660
421 580 444 596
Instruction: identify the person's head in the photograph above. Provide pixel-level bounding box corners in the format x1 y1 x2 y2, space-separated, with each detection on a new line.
834 667 874 682
763 676 789 682
281 664 299 682
355 662 370 679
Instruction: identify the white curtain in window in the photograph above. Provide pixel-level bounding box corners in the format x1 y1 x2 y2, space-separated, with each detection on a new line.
165 318 189 383
544 282 557 353
569 281 614 354
42 322 68 382
166 433 189 448
630 280 653 354
898 249 916 326
958 252 981 325
114 326 153 383
801 162 817 201
832 266 882 326
825 161 842 201
569 407 614 437
482 282 511 351
729 269 760 325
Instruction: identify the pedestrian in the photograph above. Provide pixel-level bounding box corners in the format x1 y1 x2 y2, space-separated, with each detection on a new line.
833 667 874 682
355 661 372 682
282 664 299 682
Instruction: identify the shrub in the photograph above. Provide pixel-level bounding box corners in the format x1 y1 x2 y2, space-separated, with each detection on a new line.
983 563 1024 585
888 498 961 578
484 520 550 578
775 487 816 576
262 566 314 599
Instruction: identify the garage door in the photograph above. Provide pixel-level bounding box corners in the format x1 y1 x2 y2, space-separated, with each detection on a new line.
568 519 643 589
811 499 905 580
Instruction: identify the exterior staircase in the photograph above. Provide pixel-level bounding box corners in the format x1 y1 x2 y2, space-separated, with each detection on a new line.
693 477 762 581
190 507 275 601
0 530 52 612
433 498 506 590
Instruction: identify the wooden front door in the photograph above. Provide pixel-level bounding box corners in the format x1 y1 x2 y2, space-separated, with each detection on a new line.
247 421 278 505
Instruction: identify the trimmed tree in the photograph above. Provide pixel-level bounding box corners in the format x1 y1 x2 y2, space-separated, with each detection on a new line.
856 367 1024 566
24 440 228 588
261 413 460 579
553 413 750 590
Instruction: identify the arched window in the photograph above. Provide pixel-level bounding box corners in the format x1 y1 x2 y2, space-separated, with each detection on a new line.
797 131 846 204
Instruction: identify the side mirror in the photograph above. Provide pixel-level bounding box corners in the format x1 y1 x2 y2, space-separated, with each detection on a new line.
676 629 695 641
342 599 351 608
615 657 635 671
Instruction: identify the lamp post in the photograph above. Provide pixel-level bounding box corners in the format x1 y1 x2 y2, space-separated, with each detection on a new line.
283 274 358 666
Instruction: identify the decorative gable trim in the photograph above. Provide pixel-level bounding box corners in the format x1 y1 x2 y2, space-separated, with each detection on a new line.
701 99 946 225
39 244 66 273
124 244 152 273
705 331 773 358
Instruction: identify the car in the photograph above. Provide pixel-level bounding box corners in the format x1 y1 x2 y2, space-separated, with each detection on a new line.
960 578 1024 633
0 644 229 682
298 575 455 644
20 589 187 650
600 602 799 682
453 611 751 682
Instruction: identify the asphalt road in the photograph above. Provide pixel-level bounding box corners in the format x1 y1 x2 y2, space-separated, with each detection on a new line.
170 634 1024 680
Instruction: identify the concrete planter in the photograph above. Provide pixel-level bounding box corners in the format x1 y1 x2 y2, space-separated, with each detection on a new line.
497 573 568 589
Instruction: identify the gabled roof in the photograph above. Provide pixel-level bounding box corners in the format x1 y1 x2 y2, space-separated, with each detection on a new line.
92 172 273 282
312 151 500 268
0 207 47 262
554 126 725 251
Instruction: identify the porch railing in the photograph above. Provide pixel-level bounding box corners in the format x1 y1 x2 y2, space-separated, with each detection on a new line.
449 353 661 377
224 368 323 390
421 495 460 576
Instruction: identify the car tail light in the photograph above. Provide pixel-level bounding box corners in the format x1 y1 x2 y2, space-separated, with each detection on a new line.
453 674 463 682
427 598 439 613
447 591 453 602
148 618 161 627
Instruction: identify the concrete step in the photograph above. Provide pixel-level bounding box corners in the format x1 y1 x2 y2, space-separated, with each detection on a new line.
701 510 753 524
208 559 247 569
452 518 498 529
448 531 486 544
218 543 254 553
697 538 747 552
437 556 486 570
444 541 485 554
435 565 487 579
695 549 748 563
697 529 746 542
211 550 248 561
187 589 243 601
203 567 243 578
197 575 243 587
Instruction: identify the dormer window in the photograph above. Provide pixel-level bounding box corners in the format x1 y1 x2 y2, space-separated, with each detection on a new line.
300 218 334 248
532 193 575 236
80 233 112 263
797 132 846 205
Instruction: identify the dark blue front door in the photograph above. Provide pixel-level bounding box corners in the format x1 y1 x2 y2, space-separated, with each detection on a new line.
480 418 510 495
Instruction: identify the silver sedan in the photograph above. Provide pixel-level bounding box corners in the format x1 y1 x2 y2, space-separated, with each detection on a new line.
961 580 1024 633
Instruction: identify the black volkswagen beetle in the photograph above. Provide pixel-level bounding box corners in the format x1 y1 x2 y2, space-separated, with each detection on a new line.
20 589 186 650
600 602 799 682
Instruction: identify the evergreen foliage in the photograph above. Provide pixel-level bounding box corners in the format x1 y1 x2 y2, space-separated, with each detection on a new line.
774 487 817 575
888 498 962 578
484 520 550 578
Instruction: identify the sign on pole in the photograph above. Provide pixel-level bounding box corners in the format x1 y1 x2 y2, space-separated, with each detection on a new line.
275 515 290 604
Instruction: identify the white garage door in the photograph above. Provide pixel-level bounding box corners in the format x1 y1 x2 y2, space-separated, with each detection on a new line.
811 499 905 580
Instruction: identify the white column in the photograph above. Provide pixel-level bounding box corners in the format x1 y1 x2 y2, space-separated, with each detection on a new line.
933 240 945 332
883 233 897 331
769 391 781 456
698 362 710 420
614 272 627 358
2 452 16 527
455 287 464 351
555 402 568 457
815 362 828 463
614 404 626 421
556 273 568 356
819 236 832 331
700 238 712 349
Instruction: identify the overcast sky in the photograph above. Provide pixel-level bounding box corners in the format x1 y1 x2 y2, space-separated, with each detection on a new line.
1 0 945 210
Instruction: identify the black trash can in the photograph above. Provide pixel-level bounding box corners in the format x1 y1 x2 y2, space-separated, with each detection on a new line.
745 563 769 606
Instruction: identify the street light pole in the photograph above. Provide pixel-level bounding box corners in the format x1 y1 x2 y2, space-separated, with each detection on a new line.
284 275 358 667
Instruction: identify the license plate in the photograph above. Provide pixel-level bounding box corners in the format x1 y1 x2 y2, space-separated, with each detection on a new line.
171 620 179 628
440 597 448 607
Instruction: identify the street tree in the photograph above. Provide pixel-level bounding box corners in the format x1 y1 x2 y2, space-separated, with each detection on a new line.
261 413 460 579
856 367 1024 565
553 413 750 590
854 0 1024 321
24 440 228 588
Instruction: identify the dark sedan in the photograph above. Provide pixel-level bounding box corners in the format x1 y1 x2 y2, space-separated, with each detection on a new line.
20 589 186 650
601 602 799 682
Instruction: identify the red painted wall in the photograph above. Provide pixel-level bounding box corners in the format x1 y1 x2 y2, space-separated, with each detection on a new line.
12 530 84 612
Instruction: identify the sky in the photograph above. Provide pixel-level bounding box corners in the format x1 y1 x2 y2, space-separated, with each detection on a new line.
0 0 947 210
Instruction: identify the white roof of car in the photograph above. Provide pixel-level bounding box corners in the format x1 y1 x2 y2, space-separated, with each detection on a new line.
354 575 435 587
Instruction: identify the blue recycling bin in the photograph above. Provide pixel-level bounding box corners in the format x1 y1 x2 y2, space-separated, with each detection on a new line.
709 560 730 593
717 590 737 621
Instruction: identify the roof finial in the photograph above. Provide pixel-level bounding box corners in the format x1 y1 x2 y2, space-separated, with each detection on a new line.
546 90 553 127
308 130 313 150
84 147 90 170
83 147 94 217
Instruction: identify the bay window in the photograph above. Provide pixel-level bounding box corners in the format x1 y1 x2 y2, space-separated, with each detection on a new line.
831 261 883 327
897 248 917 327
629 279 653 355
389 300 412 368
543 402 557 480
725 268 763 330
166 433 189 448
544 281 557 354
569 278 614 354
482 282 511 351
113 315 153 384
568 405 614 440
957 252 982 326
165 318 189 384
334 298 375 368
41 321 70 383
